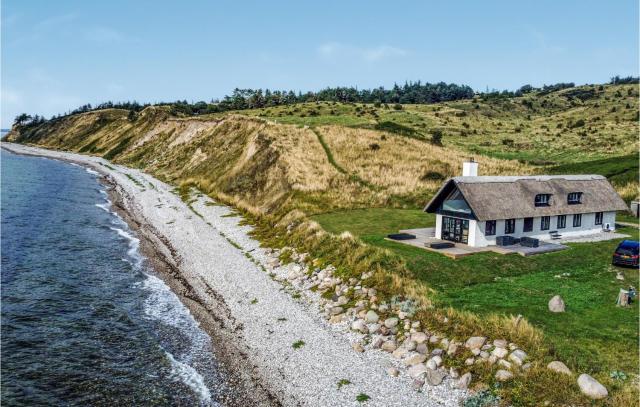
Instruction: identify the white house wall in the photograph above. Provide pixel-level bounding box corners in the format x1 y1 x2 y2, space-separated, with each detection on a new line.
435 214 443 239
472 211 617 247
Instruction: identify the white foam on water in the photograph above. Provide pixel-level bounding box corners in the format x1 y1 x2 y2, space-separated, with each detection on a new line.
104 204 216 404
165 350 214 405
142 272 217 403
95 203 111 212
109 226 143 269
85 168 99 175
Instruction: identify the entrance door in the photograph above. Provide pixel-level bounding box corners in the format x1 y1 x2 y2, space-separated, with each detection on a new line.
441 216 469 244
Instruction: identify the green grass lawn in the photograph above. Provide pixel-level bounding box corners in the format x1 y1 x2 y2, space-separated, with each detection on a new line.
311 208 640 376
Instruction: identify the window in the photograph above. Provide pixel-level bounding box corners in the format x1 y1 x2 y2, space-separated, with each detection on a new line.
568 192 582 205
573 213 582 227
441 187 472 215
534 194 551 207
504 218 516 234
523 217 533 232
485 220 496 236
557 215 566 229
595 212 603 225
541 216 550 230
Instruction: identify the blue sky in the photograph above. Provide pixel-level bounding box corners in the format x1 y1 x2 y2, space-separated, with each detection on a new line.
2 0 638 127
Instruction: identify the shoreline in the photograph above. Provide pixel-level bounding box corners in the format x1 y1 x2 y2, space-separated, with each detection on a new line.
2 144 278 406
1 143 467 406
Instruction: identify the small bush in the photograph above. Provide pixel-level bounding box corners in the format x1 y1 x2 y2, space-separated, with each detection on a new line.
368 143 380 151
420 171 445 181
356 393 370 403
430 129 443 146
393 103 403 110
292 340 305 349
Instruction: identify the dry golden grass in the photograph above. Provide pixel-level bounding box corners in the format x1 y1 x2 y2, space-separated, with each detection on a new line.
317 125 533 195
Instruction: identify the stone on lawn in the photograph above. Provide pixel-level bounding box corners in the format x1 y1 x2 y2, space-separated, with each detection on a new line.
407 363 428 379
412 332 428 344
455 372 472 389
495 369 513 381
547 361 572 375
508 349 527 366
425 369 447 386
392 348 408 359
548 295 565 312
577 374 608 399
491 347 508 359
352 342 364 352
405 353 427 366
416 343 428 355
384 317 399 328
365 310 379 323
387 367 399 377
465 336 487 350
381 341 397 353
493 339 508 348
351 319 368 334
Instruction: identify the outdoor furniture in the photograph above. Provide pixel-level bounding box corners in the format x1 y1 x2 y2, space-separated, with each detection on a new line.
387 233 416 241
549 231 562 240
496 236 516 246
520 237 539 247
428 242 455 249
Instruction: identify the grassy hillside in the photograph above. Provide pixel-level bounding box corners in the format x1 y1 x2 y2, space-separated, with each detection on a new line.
6 82 639 405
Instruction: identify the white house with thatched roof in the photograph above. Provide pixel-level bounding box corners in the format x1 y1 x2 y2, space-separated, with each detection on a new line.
424 160 628 247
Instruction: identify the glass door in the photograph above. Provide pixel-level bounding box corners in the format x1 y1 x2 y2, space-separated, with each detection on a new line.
442 216 469 244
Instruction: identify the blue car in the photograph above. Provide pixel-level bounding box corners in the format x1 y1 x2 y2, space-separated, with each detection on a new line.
612 240 639 268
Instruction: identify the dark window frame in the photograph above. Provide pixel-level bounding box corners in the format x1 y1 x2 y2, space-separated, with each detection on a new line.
534 194 552 207
573 213 582 227
557 215 566 229
541 216 550 230
595 212 603 225
485 220 496 236
523 217 533 232
504 218 516 234
567 192 583 205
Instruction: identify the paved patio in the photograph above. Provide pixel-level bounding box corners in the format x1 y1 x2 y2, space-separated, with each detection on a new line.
387 227 569 259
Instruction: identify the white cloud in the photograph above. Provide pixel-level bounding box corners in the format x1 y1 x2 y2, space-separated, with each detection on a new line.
317 42 409 62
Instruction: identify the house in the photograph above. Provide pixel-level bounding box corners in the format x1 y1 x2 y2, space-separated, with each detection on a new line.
424 160 628 247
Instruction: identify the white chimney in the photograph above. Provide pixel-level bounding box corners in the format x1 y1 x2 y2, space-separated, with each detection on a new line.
462 158 478 177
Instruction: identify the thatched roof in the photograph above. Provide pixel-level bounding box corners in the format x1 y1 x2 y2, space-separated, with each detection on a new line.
424 175 628 221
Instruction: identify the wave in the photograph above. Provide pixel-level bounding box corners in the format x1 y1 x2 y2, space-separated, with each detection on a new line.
95 203 111 213
109 226 143 269
106 209 216 404
165 350 214 405
85 168 99 175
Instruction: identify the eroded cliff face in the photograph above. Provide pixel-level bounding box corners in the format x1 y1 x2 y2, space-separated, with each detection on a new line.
6 106 534 214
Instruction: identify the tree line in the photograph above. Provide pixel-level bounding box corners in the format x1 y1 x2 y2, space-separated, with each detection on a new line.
13 76 639 127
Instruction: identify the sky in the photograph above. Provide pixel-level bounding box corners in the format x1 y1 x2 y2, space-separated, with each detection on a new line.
1 0 638 127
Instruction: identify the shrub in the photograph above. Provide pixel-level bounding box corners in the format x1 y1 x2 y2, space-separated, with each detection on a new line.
430 129 443 146
502 138 515 146
368 143 380 151
393 103 403 110
420 171 445 181
570 119 585 128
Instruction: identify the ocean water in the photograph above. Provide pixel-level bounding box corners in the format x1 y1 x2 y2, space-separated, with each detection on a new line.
1 149 225 406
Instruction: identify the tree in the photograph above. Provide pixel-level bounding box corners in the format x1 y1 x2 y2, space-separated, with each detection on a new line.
13 113 32 126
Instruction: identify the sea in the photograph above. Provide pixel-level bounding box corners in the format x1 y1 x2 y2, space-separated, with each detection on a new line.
1 147 225 406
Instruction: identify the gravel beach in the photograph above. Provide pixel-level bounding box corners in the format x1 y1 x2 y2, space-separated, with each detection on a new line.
2 143 467 406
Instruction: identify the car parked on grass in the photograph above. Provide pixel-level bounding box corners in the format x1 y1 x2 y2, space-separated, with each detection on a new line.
612 240 639 268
